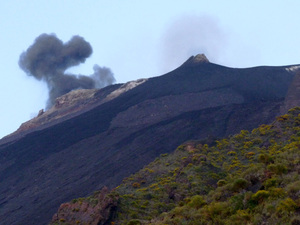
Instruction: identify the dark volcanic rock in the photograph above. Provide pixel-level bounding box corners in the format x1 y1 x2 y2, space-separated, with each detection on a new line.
0 56 299 225
281 70 300 114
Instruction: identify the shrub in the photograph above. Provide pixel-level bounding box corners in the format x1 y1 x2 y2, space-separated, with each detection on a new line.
245 152 255 159
187 195 206 209
276 198 297 216
217 179 226 187
227 151 237 156
264 178 277 189
269 188 286 198
228 209 251 224
232 178 248 192
176 145 185 151
286 180 300 195
267 163 288 175
127 219 141 225
277 114 289 121
229 194 244 212
206 201 230 218
258 153 272 164
251 190 269 203
243 141 254 149
132 182 141 188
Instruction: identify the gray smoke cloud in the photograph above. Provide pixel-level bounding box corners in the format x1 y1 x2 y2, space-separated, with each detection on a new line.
19 33 115 109
159 15 227 73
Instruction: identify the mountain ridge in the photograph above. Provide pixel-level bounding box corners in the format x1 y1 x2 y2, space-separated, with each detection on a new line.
0 55 299 224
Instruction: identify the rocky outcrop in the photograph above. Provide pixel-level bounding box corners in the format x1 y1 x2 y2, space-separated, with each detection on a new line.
51 187 118 225
16 89 99 133
182 54 210 66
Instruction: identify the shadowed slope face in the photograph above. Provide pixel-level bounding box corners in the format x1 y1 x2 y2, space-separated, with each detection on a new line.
0 56 297 225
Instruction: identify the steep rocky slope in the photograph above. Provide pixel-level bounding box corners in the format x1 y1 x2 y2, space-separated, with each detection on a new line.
0 55 299 224
52 107 300 224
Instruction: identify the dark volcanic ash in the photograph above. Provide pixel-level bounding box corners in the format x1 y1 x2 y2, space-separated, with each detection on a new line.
19 33 115 109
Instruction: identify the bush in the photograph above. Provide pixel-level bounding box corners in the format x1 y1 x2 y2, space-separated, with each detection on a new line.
206 201 230 218
258 153 272 164
286 180 300 195
251 190 269 203
267 163 288 175
232 178 248 192
245 152 255 159
264 178 277 189
217 179 226 187
132 182 141 188
127 219 141 225
187 195 206 209
228 210 251 224
276 198 297 216
269 188 286 198
277 114 289 121
229 194 244 212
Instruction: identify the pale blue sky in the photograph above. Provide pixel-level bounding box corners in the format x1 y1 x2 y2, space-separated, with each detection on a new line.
1 0 300 138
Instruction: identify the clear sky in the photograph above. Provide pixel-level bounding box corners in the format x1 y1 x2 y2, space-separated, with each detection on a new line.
1 0 300 138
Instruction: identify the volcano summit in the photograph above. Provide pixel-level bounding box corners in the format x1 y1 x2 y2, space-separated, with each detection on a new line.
0 55 299 224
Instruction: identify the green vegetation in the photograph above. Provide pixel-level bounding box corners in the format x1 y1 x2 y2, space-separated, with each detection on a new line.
59 107 300 224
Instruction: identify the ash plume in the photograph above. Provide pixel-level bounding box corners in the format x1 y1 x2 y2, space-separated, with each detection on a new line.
19 33 115 109
159 15 227 73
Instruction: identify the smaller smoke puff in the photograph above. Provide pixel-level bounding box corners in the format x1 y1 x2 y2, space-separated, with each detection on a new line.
19 33 116 109
91 65 116 88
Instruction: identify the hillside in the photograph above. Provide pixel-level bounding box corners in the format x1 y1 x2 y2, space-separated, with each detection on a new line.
0 55 299 224
51 107 300 224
